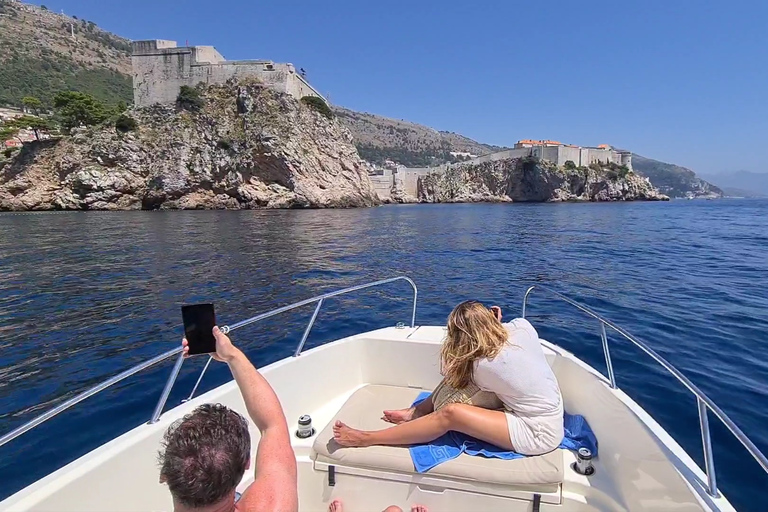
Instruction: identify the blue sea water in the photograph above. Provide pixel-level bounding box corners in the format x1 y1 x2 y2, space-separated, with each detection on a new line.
0 199 767 510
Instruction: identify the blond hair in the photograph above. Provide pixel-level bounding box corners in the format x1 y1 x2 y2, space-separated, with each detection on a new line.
441 301 509 389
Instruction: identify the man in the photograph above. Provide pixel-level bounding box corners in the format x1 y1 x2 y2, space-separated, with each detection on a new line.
159 326 298 512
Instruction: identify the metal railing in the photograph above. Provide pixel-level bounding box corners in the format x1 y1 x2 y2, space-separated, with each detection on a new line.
522 285 768 499
0 276 417 448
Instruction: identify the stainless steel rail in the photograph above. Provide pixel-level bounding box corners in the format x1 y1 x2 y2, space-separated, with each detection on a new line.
522 284 768 499
0 346 182 449
173 276 418 411
0 277 418 445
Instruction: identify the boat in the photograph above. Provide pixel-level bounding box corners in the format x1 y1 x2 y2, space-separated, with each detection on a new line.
1 277 766 511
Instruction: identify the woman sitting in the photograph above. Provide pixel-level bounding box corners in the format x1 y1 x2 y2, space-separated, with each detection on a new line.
333 301 564 455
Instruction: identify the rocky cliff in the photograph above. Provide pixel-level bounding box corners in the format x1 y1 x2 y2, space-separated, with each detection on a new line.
0 80 380 210
414 158 668 203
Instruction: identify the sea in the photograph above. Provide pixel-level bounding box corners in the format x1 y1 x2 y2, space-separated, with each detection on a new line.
1 199 767 510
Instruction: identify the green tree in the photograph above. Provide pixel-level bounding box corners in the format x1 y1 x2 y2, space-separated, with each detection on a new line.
176 85 204 112
0 122 21 145
300 95 334 119
12 115 56 141
22 96 43 114
114 113 137 133
564 160 577 170
53 91 110 132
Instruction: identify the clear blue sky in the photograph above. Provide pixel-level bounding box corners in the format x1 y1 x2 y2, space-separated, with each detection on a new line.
30 0 768 173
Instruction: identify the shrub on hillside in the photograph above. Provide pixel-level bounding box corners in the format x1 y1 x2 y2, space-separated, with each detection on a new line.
177 85 205 112
53 91 110 132
3 147 14 158
115 113 137 133
617 164 630 178
564 160 577 170
301 96 333 119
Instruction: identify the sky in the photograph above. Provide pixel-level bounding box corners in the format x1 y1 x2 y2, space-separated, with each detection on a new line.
26 0 768 174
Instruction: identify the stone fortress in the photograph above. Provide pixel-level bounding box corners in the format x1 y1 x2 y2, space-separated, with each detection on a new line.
369 140 633 201
131 40 324 107
129 41 632 202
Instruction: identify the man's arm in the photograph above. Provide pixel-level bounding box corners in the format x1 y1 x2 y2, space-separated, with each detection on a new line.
213 328 298 511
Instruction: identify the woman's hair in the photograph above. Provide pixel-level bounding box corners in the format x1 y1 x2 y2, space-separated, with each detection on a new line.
441 300 509 388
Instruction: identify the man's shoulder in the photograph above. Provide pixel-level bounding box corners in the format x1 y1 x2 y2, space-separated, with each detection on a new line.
237 480 298 512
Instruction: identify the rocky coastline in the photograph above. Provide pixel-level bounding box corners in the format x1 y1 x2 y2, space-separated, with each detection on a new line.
0 80 667 211
383 158 669 204
0 80 379 211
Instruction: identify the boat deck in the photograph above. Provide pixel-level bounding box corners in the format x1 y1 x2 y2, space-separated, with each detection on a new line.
0 324 734 511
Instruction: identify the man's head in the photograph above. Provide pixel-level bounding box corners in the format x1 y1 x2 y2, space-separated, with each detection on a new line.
159 404 251 509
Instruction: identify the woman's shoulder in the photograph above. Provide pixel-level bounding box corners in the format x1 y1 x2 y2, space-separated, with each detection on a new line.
504 318 539 339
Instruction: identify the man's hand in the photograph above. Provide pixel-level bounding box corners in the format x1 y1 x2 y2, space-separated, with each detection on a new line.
211 326 240 362
180 326 240 362
490 306 502 322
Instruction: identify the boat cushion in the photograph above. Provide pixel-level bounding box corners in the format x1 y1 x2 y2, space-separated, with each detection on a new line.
312 384 563 489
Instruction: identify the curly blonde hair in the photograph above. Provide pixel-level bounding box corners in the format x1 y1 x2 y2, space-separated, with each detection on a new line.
441 300 509 388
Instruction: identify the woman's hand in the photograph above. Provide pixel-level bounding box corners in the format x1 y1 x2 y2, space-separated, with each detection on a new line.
490 306 502 322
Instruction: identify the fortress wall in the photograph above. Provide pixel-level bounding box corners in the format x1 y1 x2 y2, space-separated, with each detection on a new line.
558 146 581 166
288 73 325 100
132 40 325 107
460 148 528 166
193 46 226 64
369 175 393 200
620 152 633 170
398 169 430 197
531 146 560 163
131 47 195 106
581 148 618 165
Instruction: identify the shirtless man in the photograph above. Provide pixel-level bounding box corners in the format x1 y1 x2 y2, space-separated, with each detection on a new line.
158 327 297 512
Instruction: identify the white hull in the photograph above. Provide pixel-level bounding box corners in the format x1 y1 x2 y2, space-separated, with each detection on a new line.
1 324 736 512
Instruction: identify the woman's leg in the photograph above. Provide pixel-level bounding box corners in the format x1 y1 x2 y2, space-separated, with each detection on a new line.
334 403 514 450
382 392 434 424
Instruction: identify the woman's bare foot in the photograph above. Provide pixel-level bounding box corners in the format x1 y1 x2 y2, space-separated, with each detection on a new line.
411 506 428 512
382 406 416 424
329 500 343 512
333 421 372 447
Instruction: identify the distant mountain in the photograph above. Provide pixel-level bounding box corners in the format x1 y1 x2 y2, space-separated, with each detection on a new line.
0 0 132 107
697 171 768 197
631 154 723 198
334 107 507 167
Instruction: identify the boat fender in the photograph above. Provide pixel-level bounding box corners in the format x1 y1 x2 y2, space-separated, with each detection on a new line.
328 465 336 487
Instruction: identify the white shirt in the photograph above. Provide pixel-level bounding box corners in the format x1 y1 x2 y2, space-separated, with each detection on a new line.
472 318 562 416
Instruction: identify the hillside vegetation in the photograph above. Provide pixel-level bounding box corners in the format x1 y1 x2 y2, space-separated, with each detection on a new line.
632 154 723 198
0 0 725 199
0 0 132 107
334 106 506 167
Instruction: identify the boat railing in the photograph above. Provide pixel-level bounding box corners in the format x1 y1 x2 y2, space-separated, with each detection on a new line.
522 284 768 499
0 276 417 450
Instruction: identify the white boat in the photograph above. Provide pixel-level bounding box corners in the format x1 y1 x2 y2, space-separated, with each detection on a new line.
1 277 766 511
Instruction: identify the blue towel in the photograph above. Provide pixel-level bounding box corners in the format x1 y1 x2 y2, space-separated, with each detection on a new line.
408 392 598 473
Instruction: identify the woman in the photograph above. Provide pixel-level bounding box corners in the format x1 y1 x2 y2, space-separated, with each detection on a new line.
333 301 564 455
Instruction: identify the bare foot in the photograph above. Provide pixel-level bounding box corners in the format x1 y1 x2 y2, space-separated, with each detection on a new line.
382 407 416 424
329 499 343 512
333 420 371 447
411 506 428 512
